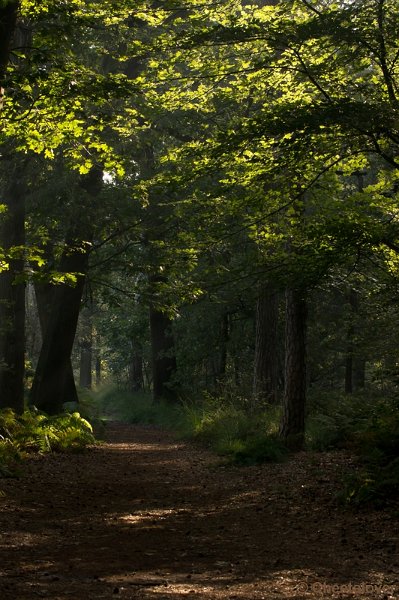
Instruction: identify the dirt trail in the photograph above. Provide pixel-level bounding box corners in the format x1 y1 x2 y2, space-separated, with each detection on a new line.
0 423 398 600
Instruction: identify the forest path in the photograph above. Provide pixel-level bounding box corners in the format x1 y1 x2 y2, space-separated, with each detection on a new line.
0 422 397 600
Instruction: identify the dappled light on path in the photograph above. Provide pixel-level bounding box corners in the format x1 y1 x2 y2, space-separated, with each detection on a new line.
0 423 398 599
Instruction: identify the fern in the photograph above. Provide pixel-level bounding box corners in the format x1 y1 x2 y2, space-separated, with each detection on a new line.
0 408 96 477
0 439 22 477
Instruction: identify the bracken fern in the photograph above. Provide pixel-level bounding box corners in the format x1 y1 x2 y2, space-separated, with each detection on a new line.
0 408 96 477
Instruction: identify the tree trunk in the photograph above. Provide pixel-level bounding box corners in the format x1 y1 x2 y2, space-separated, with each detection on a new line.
34 279 79 405
218 312 229 381
0 2 19 85
79 341 92 389
149 305 177 402
79 307 93 389
279 288 307 450
344 354 353 393
30 240 89 413
0 164 26 412
30 167 102 413
353 357 366 390
129 349 144 392
253 285 279 407
344 288 365 393
95 355 101 387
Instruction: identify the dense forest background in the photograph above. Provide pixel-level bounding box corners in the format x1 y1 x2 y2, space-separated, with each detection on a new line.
1 0 399 496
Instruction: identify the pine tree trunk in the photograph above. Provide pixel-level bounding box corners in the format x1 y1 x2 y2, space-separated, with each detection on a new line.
149 305 177 402
253 285 279 407
0 165 26 412
279 288 307 450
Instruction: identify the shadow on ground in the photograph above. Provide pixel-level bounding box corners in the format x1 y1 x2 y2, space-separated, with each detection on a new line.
0 423 398 599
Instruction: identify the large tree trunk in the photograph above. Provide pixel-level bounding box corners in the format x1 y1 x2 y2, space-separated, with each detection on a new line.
30 239 89 413
149 304 177 402
253 285 279 407
30 168 102 414
0 163 26 412
34 279 79 405
279 288 307 450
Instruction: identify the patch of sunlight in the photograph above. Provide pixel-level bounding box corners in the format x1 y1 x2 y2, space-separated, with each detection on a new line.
0 531 46 550
105 442 184 452
227 490 263 504
152 583 217 595
111 507 190 525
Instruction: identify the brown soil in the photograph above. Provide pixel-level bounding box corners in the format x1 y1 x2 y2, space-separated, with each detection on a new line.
0 423 398 600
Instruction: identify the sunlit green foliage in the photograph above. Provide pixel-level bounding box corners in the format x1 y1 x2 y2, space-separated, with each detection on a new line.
0 408 95 477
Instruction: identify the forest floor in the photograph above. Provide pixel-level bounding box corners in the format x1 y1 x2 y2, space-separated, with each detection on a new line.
0 423 398 600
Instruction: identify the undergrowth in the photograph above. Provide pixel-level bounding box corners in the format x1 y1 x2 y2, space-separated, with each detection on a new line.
307 390 399 506
92 386 182 428
180 396 287 464
91 387 287 465
0 408 96 478
91 385 399 499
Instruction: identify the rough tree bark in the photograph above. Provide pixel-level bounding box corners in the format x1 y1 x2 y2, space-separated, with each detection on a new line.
253 285 279 407
279 288 307 450
0 161 26 412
